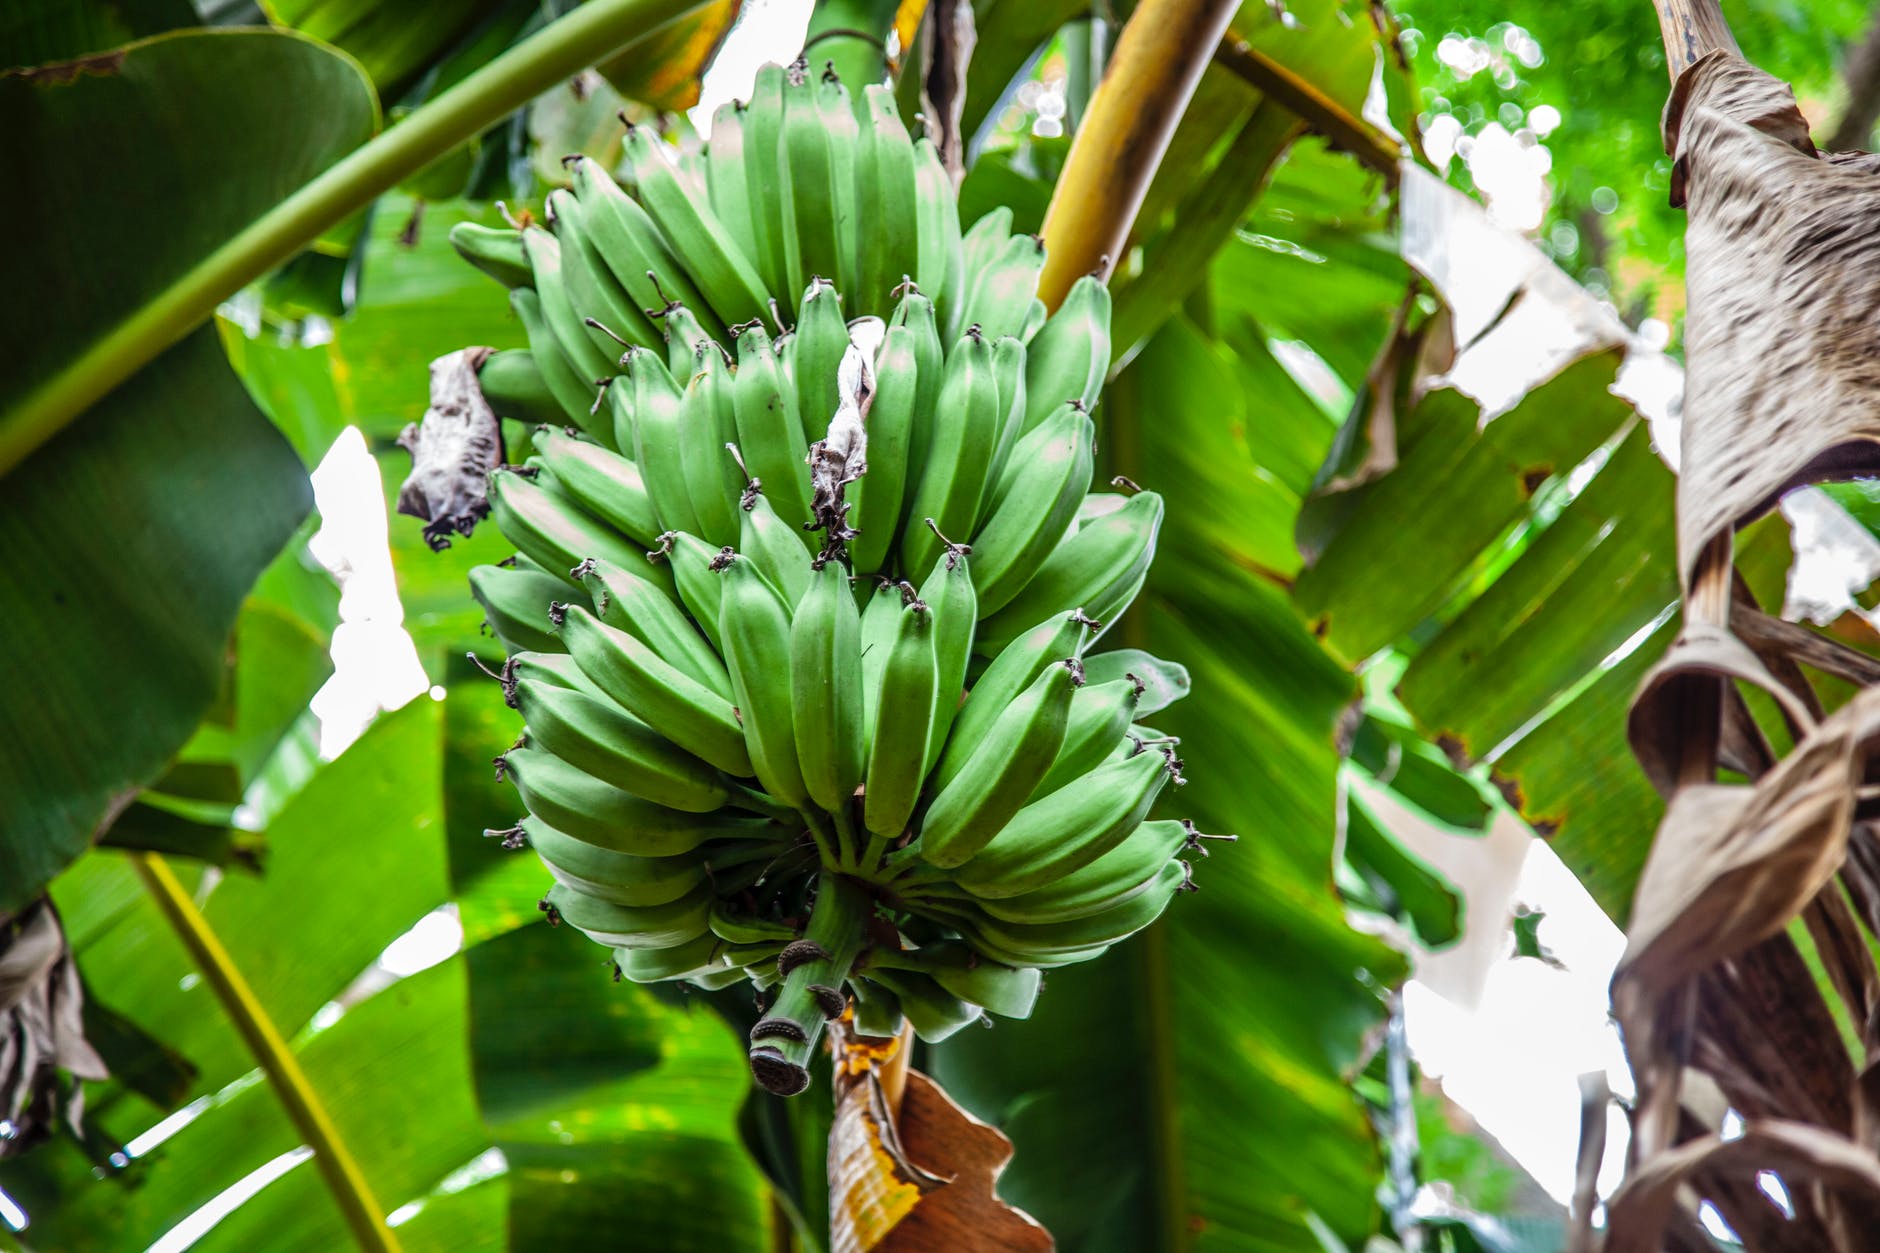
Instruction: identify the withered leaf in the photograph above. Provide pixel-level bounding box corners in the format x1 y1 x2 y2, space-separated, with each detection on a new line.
395 347 501 551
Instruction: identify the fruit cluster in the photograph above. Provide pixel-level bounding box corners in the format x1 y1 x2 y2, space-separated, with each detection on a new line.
444 60 1228 1096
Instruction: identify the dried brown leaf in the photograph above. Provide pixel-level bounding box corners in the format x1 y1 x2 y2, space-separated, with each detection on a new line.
395 347 500 551
1 900 107 1158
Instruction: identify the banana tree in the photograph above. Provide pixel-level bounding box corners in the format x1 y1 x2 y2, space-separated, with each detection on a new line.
0 0 1605 1249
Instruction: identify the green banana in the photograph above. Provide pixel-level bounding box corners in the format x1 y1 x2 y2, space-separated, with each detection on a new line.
487 469 666 589
916 541 977 777
854 85 918 317
731 323 815 536
815 68 863 303
567 154 719 340
952 743 1179 899
710 901 801 946
705 100 757 273
779 61 840 303
678 340 745 546
929 609 1092 793
1031 673 1144 800
500 746 762 856
956 861 1190 964
959 232 1047 344
1022 273 1111 433
790 278 849 447
655 530 730 653
520 814 711 908
869 939 1040 1018
555 602 753 776
860 967 979 1041
476 350 562 426
547 186 662 354
520 226 618 387
846 321 918 574
619 121 772 328
889 285 945 507
862 590 937 840
917 659 1080 868
508 656 728 813
976 489 1164 658
949 206 1013 342
974 819 1194 924
469 562 567 655
660 300 713 378
899 327 1000 577
849 977 902 1038
618 344 702 537
543 880 713 950
576 556 729 700
450 221 532 290
511 289 608 440
528 425 662 548
741 62 796 306
969 404 1096 615
912 136 962 311
716 551 810 809
738 483 813 606
859 577 906 734
984 334 1030 501
791 561 866 814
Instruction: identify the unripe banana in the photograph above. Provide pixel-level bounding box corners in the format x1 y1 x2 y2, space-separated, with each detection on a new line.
470 562 567 655
677 340 744 546
741 62 796 304
790 278 850 449
543 880 713 950
929 609 1092 793
976 488 1164 658
654 530 729 653
949 206 1012 342
732 323 815 535
958 860 1190 964
858 577 905 734
969 404 1096 615
476 351 562 426
500 746 763 856
975 819 1197 924
511 289 608 441
860 967 979 1041
900 327 1000 577
716 551 810 809
791 561 866 814
917 660 1081 868
855 85 919 317
910 135 962 313
576 557 729 699
862 591 937 839
528 425 662 548
450 221 532 290
521 814 711 908
953 743 1180 899
814 69 863 303
738 484 813 606
705 100 757 271
710 901 800 946
1031 673 1143 800
547 187 662 355
521 226 618 387
779 62 840 305
850 976 902 1038
487 469 668 591
985 334 1029 492
870 939 1040 1018
567 154 718 340
1022 273 1111 434
619 121 772 329
846 322 919 575
959 232 1047 344
617 345 701 537
916 542 977 776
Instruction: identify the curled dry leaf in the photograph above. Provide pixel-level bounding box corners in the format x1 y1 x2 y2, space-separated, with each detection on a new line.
1 899 108 1158
396 346 501 550
1664 51 1880 589
827 1012 1051 1253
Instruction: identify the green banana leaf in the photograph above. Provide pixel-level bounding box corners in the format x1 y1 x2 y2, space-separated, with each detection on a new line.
0 0 195 66
0 31 378 911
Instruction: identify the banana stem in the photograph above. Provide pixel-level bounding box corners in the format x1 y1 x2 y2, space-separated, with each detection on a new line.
802 0 904 94
831 801 864 872
131 852 399 1253
0 0 706 479
748 872 872 1095
1035 0 1243 310
726 782 800 824
800 806 841 869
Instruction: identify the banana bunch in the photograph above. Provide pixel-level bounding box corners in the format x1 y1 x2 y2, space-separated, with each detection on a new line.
440 59 1231 1097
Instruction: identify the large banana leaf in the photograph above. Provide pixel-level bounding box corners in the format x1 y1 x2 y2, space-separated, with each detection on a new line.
0 31 378 909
